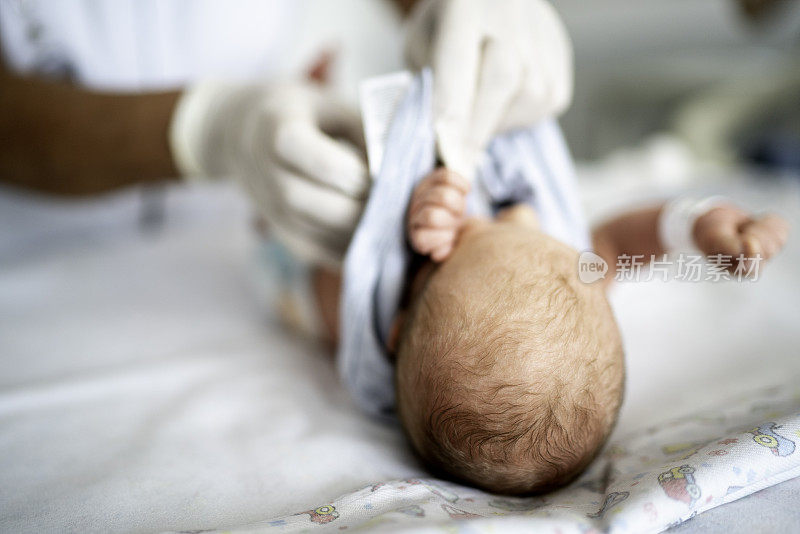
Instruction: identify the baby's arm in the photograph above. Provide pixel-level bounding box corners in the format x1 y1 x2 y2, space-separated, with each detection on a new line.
407 168 471 262
591 206 664 272
592 201 789 281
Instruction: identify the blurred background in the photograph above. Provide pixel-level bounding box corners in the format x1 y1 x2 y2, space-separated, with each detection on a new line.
559 0 800 164
1 0 798 190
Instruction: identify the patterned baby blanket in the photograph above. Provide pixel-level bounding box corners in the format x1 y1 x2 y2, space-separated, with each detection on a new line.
176 380 800 533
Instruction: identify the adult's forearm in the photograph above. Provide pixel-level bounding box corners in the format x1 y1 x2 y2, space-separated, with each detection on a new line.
0 65 180 195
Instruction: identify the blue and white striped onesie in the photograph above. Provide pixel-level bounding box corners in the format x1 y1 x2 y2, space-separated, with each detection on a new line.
338 70 590 418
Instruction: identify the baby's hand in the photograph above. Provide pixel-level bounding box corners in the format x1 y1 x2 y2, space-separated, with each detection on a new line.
694 205 790 272
407 168 470 262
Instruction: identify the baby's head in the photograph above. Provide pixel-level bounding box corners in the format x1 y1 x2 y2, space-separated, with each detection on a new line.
395 205 624 494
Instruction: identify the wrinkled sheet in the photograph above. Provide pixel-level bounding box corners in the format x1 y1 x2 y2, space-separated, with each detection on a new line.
192 380 800 533
1 173 799 533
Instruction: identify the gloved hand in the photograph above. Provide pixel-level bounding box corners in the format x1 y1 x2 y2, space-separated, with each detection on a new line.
405 0 573 180
170 80 368 267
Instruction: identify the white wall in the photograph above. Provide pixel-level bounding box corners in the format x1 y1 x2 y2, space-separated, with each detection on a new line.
552 0 800 159
554 0 799 59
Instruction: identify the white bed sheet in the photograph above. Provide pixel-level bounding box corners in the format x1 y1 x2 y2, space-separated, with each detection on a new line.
1 172 798 533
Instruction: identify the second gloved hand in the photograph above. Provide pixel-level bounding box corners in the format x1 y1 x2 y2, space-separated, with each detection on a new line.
170 80 369 267
406 0 573 181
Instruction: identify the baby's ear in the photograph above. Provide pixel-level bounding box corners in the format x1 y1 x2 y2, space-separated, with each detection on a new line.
387 313 406 356
497 204 540 229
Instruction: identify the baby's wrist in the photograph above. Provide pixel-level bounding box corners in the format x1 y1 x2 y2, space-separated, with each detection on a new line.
658 196 729 253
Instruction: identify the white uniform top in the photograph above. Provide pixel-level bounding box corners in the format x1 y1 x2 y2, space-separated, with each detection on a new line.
0 0 402 94
338 70 590 418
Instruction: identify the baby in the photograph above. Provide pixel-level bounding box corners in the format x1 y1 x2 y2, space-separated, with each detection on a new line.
308 165 789 495
391 168 788 493
392 168 622 494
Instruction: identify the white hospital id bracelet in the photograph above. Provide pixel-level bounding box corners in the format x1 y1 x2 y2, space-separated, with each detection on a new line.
658 196 727 253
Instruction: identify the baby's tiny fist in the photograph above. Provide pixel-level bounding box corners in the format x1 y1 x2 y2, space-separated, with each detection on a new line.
407 168 470 262
694 205 789 271
739 214 790 261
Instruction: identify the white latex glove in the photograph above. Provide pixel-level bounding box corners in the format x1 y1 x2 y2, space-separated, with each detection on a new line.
405 0 573 181
170 80 368 267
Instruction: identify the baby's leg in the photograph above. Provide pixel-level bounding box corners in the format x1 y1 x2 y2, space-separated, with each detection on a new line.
311 267 342 347
310 167 470 347
255 234 340 347
310 168 469 349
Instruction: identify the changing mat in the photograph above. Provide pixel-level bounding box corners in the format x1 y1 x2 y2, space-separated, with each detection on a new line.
2 177 799 534
181 380 800 533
